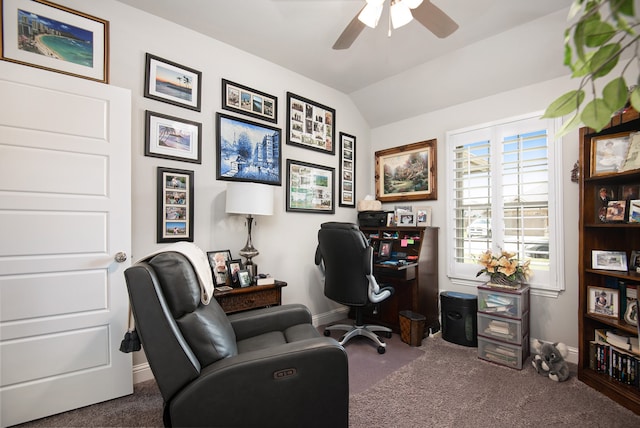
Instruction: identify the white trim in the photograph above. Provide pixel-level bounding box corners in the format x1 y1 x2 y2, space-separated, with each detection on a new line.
312 306 350 327
133 363 154 384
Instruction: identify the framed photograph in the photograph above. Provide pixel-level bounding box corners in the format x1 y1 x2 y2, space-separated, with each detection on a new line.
620 184 640 200
207 250 232 286
286 92 335 155
588 286 619 318
237 269 251 288
619 131 640 172
157 167 194 243
630 250 640 273
145 111 202 164
591 250 628 271
221 78 277 124
629 200 640 223
226 259 243 287
590 131 631 177
216 112 282 186
386 212 395 227
144 53 202 111
339 132 356 208
286 159 335 214
416 206 432 226
605 200 627 222
378 241 393 259
375 139 437 202
397 212 417 226
1 0 109 82
595 186 616 222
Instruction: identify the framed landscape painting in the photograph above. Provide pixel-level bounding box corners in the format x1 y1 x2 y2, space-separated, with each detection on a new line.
145 110 202 164
144 53 202 111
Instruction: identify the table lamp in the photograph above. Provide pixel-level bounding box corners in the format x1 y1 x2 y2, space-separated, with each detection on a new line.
225 182 274 278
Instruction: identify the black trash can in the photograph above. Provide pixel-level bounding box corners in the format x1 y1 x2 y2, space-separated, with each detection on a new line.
440 291 478 347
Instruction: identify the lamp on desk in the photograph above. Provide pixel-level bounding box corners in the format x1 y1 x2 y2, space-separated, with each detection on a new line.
225 182 274 278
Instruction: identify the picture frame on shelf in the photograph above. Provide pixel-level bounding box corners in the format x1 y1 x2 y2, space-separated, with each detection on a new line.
157 167 194 243
591 250 628 271
207 250 232 286
144 53 202 111
286 92 335 155
605 200 627 222
216 112 282 186
590 131 631 177
595 186 616 222
375 139 437 202
237 269 251 288
630 250 640 273
378 241 393 259
619 184 640 200
587 286 619 318
221 78 278 124
629 200 640 223
226 259 243 287
619 131 640 172
1 0 109 83
145 110 202 164
286 159 334 214
339 132 356 208
397 212 417 226
416 206 432 226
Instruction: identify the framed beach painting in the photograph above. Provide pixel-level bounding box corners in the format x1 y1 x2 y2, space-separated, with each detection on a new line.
1 0 109 83
145 110 202 164
144 53 202 111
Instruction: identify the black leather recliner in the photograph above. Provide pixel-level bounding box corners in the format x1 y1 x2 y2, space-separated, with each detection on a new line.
124 249 348 428
315 222 394 354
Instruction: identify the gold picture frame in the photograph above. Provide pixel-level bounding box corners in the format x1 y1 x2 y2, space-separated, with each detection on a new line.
590 131 631 177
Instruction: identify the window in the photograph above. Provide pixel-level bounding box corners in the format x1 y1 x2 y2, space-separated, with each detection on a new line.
446 113 564 293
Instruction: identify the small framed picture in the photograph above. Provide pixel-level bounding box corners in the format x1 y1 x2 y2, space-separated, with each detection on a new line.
144 53 202 111
628 200 640 223
207 250 232 286
415 206 432 226
591 250 628 271
620 184 640 200
386 212 395 227
145 111 202 164
590 131 631 177
595 186 616 222
630 250 640 273
226 259 243 287
221 78 277 124
379 241 393 259
157 167 193 243
588 286 619 318
237 269 252 288
605 200 627 222
397 212 417 226
338 132 356 208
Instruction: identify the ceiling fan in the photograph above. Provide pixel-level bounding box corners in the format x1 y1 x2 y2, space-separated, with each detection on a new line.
333 0 458 50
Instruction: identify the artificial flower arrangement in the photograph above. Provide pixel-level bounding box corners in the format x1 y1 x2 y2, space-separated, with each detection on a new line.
476 249 532 287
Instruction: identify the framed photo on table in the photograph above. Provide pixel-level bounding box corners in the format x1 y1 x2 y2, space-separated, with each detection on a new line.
375 139 437 202
339 132 356 207
207 249 232 286
588 286 619 318
1 0 109 83
144 53 202 111
157 167 194 243
145 111 202 164
221 78 277 123
286 92 335 155
286 159 334 214
226 259 243 287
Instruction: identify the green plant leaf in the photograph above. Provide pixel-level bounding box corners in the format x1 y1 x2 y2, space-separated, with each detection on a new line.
583 20 616 47
630 86 640 112
555 113 583 139
589 43 621 78
610 0 634 16
602 77 628 111
542 90 585 118
581 98 615 131
571 52 594 77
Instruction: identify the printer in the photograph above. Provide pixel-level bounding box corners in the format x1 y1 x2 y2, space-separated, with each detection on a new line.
358 210 393 228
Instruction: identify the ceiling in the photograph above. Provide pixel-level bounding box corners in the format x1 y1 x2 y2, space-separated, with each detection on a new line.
115 0 574 126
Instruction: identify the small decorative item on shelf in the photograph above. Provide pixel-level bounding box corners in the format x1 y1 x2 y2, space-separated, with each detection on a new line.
476 249 532 289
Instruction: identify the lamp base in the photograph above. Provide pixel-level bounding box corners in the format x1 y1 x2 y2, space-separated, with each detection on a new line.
244 260 257 279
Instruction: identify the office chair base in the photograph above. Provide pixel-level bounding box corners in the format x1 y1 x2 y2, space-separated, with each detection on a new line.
324 323 392 354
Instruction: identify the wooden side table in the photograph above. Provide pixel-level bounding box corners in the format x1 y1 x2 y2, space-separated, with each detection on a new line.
213 280 287 314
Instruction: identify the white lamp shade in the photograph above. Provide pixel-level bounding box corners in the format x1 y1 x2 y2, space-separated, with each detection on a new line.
358 0 384 28
390 1 413 29
225 182 274 216
404 0 423 9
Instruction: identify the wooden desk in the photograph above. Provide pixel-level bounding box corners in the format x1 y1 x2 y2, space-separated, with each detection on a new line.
213 280 286 314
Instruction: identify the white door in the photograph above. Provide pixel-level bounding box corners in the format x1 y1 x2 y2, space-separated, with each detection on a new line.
0 61 132 427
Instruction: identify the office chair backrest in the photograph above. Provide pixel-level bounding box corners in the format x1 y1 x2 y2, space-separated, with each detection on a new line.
317 222 371 306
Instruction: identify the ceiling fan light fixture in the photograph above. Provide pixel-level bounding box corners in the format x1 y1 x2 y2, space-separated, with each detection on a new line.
404 0 423 9
358 0 384 28
390 0 413 29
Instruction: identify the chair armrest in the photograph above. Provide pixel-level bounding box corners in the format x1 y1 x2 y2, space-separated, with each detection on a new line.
228 303 313 340
168 337 349 428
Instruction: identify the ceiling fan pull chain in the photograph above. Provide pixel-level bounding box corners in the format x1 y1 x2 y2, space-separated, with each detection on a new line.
388 4 392 37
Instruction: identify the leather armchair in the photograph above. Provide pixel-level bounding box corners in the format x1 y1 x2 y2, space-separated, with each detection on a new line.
124 250 348 428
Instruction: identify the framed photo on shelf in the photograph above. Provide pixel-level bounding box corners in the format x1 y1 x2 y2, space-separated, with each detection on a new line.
145 110 202 164
630 200 640 223
605 200 627 222
221 78 277 123
286 159 335 214
339 132 356 208
619 131 640 172
1 0 109 83
591 250 628 271
378 241 393 259
226 259 243 287
375 139 437 202
216 113 282 186
397 212 417 226
630 250 640 273
286 92 335 155
620 184 640 200
416 206 432 226
157 167 194 243
144 53 202 111
237 269 251 288
590 131 631 177
207 250 232 286
587 286 619 318
595 186 616 222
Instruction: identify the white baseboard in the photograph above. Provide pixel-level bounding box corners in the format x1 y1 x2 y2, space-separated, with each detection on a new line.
312 307 350 327
529 337 578 365
133 362 154 384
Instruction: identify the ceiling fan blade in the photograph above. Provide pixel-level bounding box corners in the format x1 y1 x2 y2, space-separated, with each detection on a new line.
332 6 367 50
411 0 459 38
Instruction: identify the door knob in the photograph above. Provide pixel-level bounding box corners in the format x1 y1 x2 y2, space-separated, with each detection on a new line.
114 252 127 263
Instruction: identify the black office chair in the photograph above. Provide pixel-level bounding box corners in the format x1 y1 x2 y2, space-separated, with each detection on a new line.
315 222 394 354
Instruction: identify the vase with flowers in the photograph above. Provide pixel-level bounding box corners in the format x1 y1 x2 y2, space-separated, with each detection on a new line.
476 249 532 289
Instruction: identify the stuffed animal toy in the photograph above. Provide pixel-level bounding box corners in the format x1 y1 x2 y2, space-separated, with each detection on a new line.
532 340 570 382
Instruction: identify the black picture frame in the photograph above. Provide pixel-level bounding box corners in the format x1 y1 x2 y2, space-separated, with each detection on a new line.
339 132 356 208
145 110 202 164
207 249 232 286
237 269 251 288
286 92 335 155
286 159 335 214
216 112 282 186
221 78 278 124
144 53 202 112
226 259 243 287
157 167 194 243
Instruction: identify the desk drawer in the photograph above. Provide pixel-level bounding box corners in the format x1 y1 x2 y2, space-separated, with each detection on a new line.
216 288 280 313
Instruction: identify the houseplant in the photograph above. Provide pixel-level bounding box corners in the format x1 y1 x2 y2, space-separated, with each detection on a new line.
476 249 532 289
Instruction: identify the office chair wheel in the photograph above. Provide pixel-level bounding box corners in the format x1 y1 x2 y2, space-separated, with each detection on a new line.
377 346 386 354
323 330 331 337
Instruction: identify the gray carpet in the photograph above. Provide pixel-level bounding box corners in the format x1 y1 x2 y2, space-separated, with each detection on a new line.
13 334 640 427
